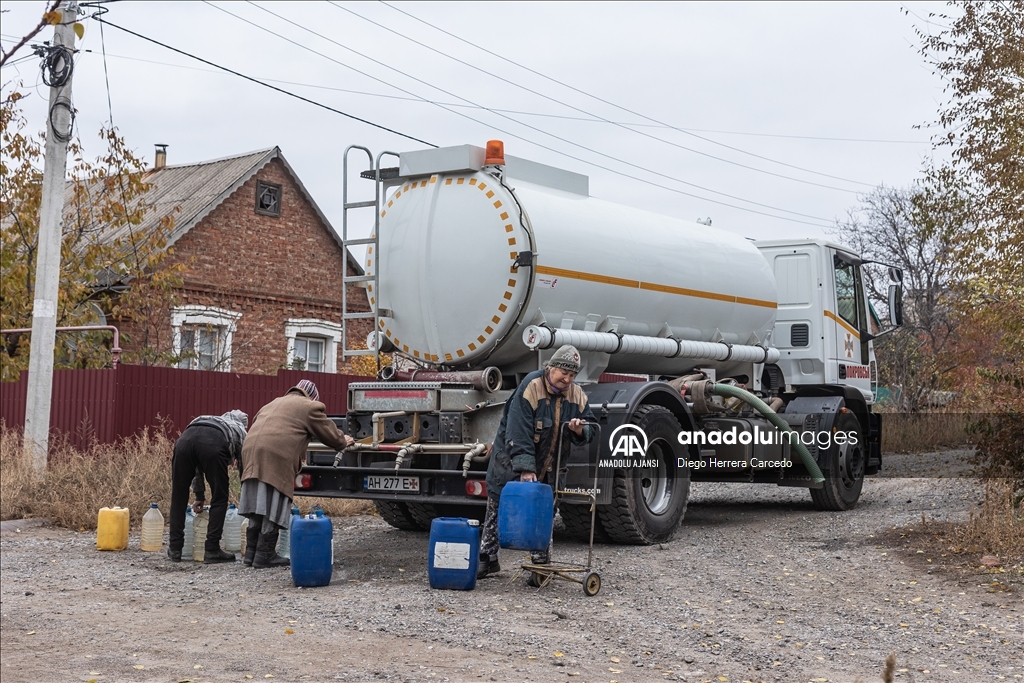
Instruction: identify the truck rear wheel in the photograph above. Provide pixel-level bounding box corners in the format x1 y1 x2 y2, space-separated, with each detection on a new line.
598 405 690 545
810 411 865 511
557 502 610 543
405 502 439 530
404 502 486 530
373 500 423 531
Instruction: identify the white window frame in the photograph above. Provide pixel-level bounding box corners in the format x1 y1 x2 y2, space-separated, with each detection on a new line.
171 305 242 372
285 319 342 374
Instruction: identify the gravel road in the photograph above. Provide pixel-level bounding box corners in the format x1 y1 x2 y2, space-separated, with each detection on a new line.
1 450 1021 683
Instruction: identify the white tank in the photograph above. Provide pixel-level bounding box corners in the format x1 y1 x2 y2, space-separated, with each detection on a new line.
369 151 777 377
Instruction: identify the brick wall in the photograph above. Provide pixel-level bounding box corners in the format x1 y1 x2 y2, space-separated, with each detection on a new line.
118 158 372 375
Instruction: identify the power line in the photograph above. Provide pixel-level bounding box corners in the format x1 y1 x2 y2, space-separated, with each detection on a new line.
224 1 836 226
379 1 884 190
92 16 436 147
336 2 864 193
79 49 926 143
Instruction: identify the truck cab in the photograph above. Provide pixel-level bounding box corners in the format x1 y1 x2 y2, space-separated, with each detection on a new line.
756 239 881 404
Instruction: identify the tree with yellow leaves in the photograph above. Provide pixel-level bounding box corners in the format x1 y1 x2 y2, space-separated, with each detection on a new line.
1 90 184 380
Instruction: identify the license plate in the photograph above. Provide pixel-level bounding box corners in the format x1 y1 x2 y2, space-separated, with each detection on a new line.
364 475 420 493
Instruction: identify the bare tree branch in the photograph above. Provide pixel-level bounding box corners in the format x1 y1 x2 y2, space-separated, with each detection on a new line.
0 1 63 69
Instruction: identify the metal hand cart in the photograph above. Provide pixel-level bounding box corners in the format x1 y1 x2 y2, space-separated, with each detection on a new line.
509 421 603 596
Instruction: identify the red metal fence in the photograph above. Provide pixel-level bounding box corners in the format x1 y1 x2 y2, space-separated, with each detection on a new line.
0 365 368 449
0 367 649 449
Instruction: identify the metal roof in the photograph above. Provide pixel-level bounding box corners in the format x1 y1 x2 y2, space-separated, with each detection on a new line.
63 147 360 274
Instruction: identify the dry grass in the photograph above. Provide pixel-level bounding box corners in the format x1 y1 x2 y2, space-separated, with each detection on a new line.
297 496 375 517
881 411 974 453
1 423 375 530
885 480 1023 590
1 423 172 530
945 479 1024 561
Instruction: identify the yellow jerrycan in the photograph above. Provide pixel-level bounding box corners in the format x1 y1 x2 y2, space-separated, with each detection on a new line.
96 506 129 550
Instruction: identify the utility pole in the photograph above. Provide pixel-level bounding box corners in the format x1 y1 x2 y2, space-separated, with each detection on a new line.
24 0 78 478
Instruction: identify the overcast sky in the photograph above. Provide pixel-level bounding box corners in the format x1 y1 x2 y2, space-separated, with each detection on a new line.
1 1 951 255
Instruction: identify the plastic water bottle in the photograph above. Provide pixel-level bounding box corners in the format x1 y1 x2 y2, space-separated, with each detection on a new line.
192 510 209 561
183 507 195 558
223 504 241 552
140 503 164 551
239 516 250 557
277 506 300 559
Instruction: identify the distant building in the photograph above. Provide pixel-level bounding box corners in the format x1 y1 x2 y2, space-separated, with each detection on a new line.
83 146 371 374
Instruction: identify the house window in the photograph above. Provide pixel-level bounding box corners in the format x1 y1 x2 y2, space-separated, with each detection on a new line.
285 319 342 373
255 180 282 217
293 336 325 372
171 306 242 372
179 326 224 370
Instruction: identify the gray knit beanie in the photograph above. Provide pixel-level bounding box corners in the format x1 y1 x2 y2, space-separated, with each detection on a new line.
546 344 582 373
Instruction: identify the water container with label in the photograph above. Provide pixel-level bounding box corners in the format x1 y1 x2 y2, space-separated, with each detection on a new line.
498 481 554 551
277 506 300 559
239 515 249 557
96 506 130 551
140 503 164 551
290 508 333 587
428 517 480 590
192 510 209 561
223 504 241 552
183 507 195 558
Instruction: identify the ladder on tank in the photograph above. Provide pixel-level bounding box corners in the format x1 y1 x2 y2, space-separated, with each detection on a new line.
341 146 399 376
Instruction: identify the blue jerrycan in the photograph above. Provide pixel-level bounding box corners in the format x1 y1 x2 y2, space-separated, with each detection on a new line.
428 518 480 590
290 508 333 587
498 481 554 551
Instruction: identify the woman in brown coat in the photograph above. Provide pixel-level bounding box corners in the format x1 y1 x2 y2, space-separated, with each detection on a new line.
238 380 353 568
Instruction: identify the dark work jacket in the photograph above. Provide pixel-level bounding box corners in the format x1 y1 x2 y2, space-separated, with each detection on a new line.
485 369 596 497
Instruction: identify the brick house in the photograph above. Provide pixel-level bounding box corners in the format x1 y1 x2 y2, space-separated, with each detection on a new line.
93 147 372 375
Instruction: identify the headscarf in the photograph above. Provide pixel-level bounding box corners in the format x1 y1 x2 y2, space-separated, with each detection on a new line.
295 379 320 403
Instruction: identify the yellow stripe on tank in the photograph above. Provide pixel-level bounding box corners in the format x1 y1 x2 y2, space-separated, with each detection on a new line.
534 265 777 309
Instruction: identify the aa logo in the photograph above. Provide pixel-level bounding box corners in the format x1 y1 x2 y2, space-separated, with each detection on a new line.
608 424 648 458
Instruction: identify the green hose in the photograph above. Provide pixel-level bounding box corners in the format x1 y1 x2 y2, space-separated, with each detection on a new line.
710 383 825 485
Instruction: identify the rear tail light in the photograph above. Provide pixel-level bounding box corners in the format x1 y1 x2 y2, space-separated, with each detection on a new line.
465 480 487 498
295 473 312 490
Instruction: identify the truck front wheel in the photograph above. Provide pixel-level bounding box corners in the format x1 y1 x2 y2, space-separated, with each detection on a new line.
809 411 865 511
598 405 690 545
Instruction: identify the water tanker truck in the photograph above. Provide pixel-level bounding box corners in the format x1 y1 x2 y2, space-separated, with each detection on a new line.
296 141 904 544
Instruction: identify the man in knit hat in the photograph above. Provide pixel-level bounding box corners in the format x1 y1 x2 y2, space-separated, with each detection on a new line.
238 380 354 568
479 345 596 581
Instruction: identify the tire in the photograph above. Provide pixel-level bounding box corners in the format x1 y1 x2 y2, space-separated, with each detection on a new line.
583 572 601 596
373 500 422 531
557 502 611 543
405 502 439 530
405 502 487 530
597 405 691 545
810 411 866 511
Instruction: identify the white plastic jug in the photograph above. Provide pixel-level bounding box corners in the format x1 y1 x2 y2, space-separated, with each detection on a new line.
140 503 164 551
183 507 195 558
192 510 209 561
223 504 242 552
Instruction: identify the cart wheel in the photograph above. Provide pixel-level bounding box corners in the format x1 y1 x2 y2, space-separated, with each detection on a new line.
583 572 601 596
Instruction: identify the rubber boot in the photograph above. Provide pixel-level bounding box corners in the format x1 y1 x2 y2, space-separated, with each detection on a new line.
477 553 500 579
252 527 289 569
204 544 236 564
243 524 260 567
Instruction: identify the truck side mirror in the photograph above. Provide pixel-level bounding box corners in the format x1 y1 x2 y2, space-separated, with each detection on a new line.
888 284 903 327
